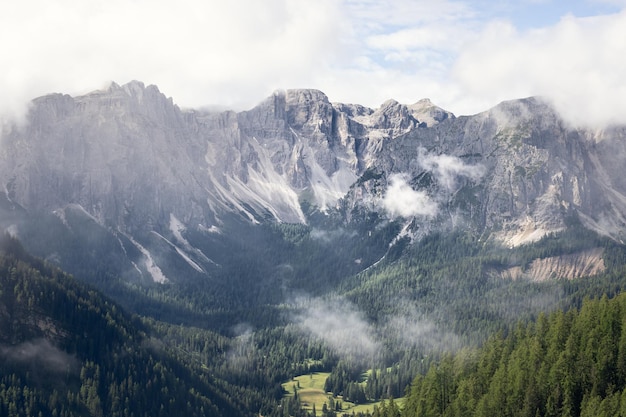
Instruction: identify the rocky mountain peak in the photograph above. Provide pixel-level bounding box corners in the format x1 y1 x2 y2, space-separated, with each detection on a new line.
3 82 626 287
356 98 418 136
408 98 454 127
0 81 209 233
106 80 162 97
281 89 334 136
284 88 330 104
486 97 558 127
60 80 180 124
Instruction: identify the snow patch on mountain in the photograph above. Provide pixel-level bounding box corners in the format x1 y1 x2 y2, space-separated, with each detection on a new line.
198 224 221 234
52 209 69 228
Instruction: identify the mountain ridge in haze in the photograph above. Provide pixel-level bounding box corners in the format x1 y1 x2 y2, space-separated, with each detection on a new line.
1 81 626 287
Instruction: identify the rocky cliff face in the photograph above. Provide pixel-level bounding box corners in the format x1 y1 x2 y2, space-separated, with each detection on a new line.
1 81 625 283
345 97 626 245
1 82 212 232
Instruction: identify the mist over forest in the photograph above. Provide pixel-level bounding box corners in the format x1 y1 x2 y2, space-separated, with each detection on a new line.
3 79 626 417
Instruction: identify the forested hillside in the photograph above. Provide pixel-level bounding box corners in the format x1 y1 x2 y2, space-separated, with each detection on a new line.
0 234 246 417
3 219 626 417
404 292 626 417
6 80 626 417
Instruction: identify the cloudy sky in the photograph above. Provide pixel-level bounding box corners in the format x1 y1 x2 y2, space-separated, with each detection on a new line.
2 0 626 125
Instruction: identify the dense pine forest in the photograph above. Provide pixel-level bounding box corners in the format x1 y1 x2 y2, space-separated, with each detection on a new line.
0 234 247 417
3 214 626 416
404 293 626 417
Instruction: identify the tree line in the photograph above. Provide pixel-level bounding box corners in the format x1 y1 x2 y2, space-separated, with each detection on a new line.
404 292 626 417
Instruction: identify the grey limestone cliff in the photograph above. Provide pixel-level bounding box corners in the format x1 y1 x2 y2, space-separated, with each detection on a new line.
1 81 626 283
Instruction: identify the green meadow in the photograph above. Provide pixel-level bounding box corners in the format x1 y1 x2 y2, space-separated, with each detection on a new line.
282 372 404 416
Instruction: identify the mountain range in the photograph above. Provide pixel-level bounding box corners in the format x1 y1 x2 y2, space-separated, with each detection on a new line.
1 81 625 288
3 81 626 416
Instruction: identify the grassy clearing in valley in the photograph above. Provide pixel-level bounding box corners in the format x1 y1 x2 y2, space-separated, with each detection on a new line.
282 372 404 416
348 397 406 415
282 372 334 414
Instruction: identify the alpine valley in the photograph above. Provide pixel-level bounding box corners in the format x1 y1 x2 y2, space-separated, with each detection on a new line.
2 81 626 417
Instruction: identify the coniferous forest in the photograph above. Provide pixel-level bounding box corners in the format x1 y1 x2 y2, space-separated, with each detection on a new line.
0 233 248 417
404 293 626 417
3 213 626 417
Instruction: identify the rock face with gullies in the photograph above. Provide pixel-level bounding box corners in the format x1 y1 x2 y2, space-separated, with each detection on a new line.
343 96 626 244
1 81 626 284
1 81 212 233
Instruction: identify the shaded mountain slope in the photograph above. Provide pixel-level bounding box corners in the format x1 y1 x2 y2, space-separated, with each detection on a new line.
404 292 626 417
0 233 246 417
1 84 626 293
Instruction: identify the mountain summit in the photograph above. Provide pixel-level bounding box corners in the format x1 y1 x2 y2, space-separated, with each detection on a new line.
1 81 626 285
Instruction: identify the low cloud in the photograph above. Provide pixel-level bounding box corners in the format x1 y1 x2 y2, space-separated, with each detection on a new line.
0 339 77 373
386 302 461 352
310 227 357 243
417 148 486 191
382 173 439 219
226 323 256 370
382 150 484 219
292 295 464 363
294 297 380 363
453 11 626 127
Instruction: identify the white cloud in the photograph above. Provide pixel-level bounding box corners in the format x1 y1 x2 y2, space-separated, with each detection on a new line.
418 148 486 191
343 0 475 28
1 0 625 128
381 151 484 219
335 1 626 126
0 339 78 373
382 173 439 218
366 26 467 53
295 297 380 362
0 0 346 119
453 10 626 126
386 301 461 351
